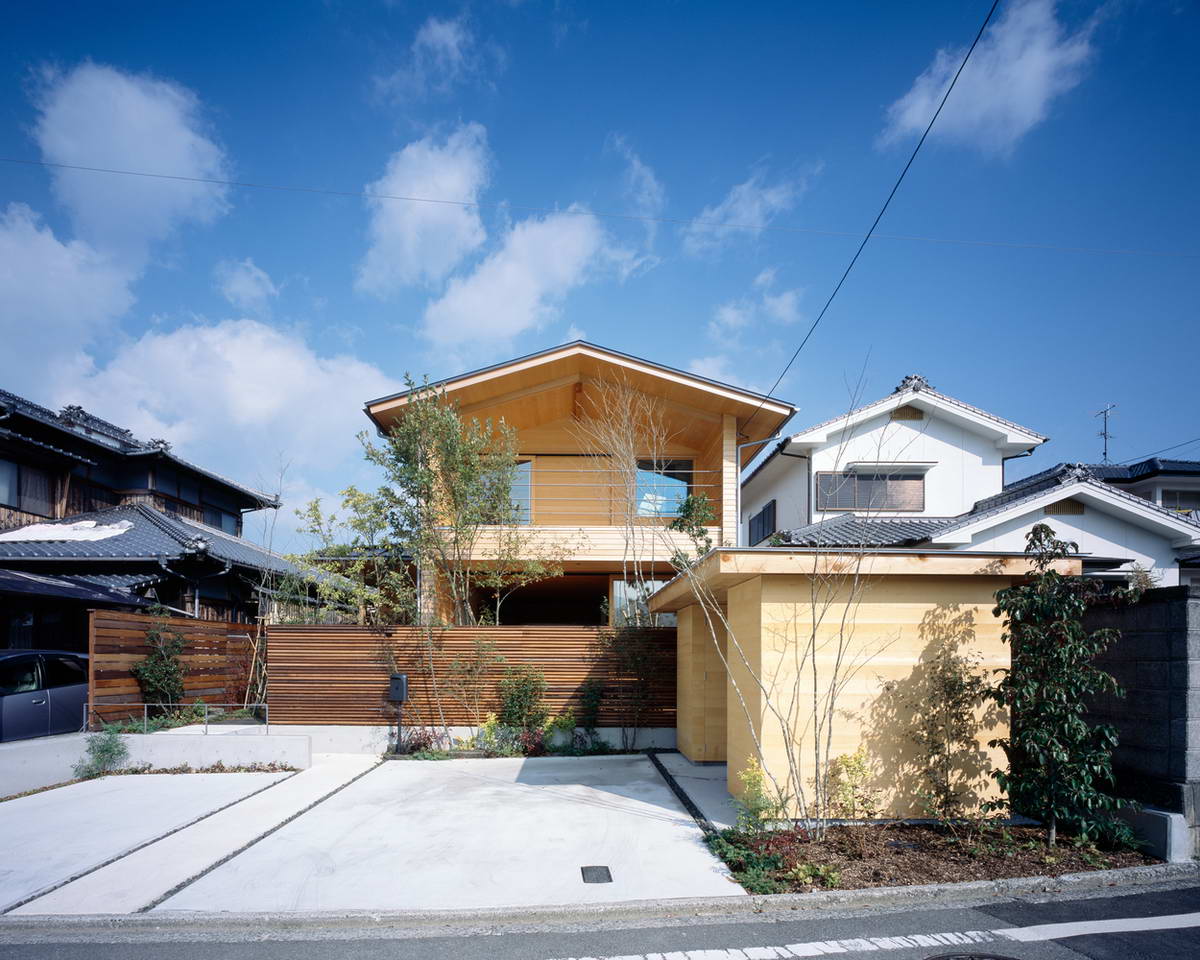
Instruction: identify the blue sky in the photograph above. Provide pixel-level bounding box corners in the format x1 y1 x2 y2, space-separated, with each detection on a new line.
1 1 1196 548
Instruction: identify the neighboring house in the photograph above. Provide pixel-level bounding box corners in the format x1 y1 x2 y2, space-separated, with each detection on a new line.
741 375 1200 586
0 388 294 649
0 388 277 533
0 504 301 650
363 340 794 625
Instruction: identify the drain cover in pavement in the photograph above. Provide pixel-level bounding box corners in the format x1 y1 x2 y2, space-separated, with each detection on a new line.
580 865 613 883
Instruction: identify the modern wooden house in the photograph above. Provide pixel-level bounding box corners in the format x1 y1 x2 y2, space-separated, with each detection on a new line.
364 341 795 625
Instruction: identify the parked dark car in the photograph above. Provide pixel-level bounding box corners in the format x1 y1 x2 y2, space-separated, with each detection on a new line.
0 650 88 742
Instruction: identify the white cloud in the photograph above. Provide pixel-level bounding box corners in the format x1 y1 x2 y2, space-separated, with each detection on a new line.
378 16 506 101
707 267 803 338
880 0 1094 155
682 169 805 256
565 323 587 341
215 258 278 314
421 208 609 348
608 134 666 248
356 123 490 295
0 203 135 395
60 319 402 479
33 62 229 264
687 355 767 395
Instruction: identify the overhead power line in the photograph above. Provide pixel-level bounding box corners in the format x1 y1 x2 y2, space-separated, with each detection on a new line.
1119 436 1200 465
742 0 1004 434
0 156 1195 262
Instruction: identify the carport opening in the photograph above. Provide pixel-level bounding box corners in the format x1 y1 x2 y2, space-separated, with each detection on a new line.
478 573 610 626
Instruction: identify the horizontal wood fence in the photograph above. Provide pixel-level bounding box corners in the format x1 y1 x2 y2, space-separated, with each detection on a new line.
88 609 253 726
267 625 676 727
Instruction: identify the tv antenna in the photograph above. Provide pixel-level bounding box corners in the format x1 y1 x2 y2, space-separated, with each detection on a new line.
1094 404 1117 463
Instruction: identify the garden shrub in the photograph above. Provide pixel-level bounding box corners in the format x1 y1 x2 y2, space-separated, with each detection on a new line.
825 748 880 820
131 608 187 711
73 728 129 779
497 665 548 731
733 756 783 833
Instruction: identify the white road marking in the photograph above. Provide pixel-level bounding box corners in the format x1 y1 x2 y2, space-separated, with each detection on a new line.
995 909 1200 942
547 909 1200 959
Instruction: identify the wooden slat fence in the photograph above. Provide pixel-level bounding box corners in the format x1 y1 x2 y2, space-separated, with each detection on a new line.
267 625 676 727
88 609 253 726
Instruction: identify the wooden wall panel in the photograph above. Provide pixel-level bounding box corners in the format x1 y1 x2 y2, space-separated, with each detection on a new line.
267 624 676 728
87 609 253 726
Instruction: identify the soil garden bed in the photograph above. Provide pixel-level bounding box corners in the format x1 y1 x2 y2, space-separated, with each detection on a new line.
708 822 1158 895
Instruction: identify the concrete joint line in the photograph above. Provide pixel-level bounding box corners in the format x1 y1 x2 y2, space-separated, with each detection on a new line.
0 770 300 916
646 750 717 837
137 760 383 913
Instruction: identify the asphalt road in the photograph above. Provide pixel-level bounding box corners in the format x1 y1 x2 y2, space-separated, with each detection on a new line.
2 885 1199 960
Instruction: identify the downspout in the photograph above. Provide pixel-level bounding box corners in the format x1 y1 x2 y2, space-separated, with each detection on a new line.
734 433 787 547
1001 448 1035 487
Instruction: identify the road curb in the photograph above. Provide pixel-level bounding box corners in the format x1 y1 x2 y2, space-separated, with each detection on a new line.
1 861 1196 942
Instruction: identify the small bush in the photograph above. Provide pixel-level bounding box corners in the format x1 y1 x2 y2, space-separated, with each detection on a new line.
518 728 547 756
825 748 880 820
733 756 783 833
497 665 548 731
475 712 523 756
398 727 442 755
131 608 187 711
73 728 129 779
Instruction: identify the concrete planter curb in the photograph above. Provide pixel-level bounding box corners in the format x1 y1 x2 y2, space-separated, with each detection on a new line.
1 861 1196 939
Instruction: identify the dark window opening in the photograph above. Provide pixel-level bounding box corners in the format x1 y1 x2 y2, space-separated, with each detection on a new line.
748 500 777 545
0 458 54 517
816 471 925 512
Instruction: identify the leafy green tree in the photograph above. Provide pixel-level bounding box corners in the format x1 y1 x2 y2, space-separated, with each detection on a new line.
131 606 187 711
988 523 1138 847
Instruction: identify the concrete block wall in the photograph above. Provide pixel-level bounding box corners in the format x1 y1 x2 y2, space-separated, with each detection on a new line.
1085 585 1200 854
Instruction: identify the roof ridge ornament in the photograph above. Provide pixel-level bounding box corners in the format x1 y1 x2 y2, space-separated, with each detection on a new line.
894 374 932 393
1060 462 1094 483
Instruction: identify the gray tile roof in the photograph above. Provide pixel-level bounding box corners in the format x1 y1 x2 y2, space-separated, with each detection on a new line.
0 568 151 606
779 514 959 547
0 504 298 576
790 376 1047 445
780 463 1200 548
0 387 278 508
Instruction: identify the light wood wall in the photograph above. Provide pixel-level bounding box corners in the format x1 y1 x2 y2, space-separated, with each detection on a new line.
680 573 1014 818
675 604 729 761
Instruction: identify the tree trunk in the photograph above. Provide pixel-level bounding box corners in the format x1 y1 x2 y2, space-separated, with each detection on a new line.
1048 812 1057 848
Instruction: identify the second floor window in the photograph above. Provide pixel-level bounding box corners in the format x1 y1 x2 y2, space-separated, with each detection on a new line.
1162 489 1200 513
816 471 925 512
0 458 53 517
635 459 692 517
512 460 532 524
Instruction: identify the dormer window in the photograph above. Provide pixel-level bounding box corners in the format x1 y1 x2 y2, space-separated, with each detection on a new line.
816 471 925 512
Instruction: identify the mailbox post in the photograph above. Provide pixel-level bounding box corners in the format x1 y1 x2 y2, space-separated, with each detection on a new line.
388 673 409 753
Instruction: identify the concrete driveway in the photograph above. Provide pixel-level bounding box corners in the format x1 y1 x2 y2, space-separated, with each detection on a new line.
0 771 290 912
157 755 740 912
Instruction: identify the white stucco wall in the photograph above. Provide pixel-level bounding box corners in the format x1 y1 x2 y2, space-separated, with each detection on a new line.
963 505 1182 586
741 453 810 543
743 407 1011 540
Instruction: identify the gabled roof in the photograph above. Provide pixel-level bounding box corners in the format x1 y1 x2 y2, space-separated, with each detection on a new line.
781 464 1200 551
0 388 278 510
785 374 1046 451
363 340 796 457
743 374 1046 489
0 504 298 576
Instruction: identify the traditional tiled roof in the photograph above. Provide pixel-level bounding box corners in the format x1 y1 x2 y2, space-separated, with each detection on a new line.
0 388 279 508
779 514 958 547
779 464 1200 548
790 375 1047 445
0 504 298 576
0 568 151 606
